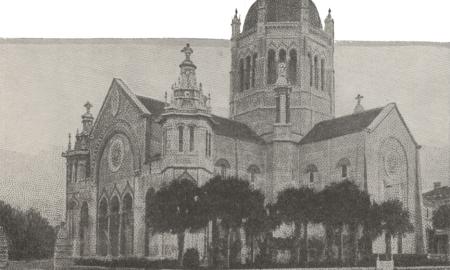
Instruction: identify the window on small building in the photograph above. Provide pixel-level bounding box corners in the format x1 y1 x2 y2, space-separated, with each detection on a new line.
321 58 326 91
178 126 184 152
205 130 212 157
251 53 257 88
267 49 277 84
189 126 195 152
337 158 351 179
288 49 298 84
305 164 318 183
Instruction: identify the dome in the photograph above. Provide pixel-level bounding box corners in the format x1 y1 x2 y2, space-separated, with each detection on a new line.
243 0 323 32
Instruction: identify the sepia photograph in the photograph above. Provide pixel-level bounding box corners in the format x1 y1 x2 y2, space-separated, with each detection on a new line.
0 0 449 269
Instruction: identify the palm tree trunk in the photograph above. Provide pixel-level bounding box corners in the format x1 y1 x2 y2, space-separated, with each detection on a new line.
303 222 309 264
250 235 254 264
385 232 392 260
226 227 232 269
295 223 301 265
177 232 185 266
211 219 219 267
324 224 333 261
397 234 403 254
349 223 359 266
337 225 344 263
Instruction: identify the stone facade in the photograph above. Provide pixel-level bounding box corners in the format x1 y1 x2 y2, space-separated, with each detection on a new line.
61 0 424 264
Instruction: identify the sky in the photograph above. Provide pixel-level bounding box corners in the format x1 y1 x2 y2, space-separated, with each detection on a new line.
0 0 449 41
0 0 448 154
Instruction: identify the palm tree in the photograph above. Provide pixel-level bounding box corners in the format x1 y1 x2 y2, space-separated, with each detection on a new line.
432 205 450 230
275 187 317 265
146 178 206 265
200 176 262 268
319 180 371 263
379 199 414 260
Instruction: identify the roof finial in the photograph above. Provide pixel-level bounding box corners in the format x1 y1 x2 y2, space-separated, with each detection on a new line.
235 8 238 16
181 43 193 62
84 101 93 114
353 94 365 114
328 8 331 15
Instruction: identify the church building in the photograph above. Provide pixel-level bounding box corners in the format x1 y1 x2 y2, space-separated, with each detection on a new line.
62 0 425 262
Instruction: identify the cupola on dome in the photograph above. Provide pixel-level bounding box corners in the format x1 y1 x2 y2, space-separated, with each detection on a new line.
243 0 323 32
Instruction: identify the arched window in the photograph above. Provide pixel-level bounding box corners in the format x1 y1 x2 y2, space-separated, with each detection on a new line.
189 126 195 152
205 130 212 157
178 126 184 152
110 196 120 257
67 200 77 240
251 53 257 88
267 49 277 84
286 93 290 123
247 165 261 185
121 193 134 256
314 56 319 89
98 198 108 256
215 159 231 178
79 202 89 256
288 49 298 84
305 164 318 183
321 58 326 91
279 49 287 63
245 55 251 90
239 58 245 91
337 158 351 179
308 53 313 87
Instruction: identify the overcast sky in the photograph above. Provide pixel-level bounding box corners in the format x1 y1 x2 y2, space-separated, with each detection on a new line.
0 0 449 41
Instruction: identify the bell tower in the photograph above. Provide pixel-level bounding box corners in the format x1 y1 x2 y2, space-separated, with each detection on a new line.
229 0 335 143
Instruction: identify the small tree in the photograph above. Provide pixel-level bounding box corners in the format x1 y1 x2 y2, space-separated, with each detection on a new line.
379 200 414 260
146 179 206 265
432 205 450 230
243 190 268 264
275 187 317 265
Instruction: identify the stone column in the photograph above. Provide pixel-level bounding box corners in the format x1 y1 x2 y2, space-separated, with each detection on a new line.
72 209 81 257
0 226 8 270
54 223 74 270
240 226 247 264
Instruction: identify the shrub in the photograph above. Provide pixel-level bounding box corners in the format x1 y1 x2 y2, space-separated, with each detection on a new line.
74 257 178 268
183 248 200 269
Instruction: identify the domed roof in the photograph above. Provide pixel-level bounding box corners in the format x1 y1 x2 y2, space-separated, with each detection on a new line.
243 0 323 32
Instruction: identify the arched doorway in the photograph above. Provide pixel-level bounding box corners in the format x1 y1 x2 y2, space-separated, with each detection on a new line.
110 196 120 257
98 198 108 256
79 202 89 256
120 193 134 256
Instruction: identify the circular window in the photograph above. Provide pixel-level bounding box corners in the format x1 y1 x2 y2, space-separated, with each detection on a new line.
383 150 400 178
108 138 124 172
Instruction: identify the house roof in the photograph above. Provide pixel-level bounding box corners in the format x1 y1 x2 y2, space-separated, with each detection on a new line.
299 107 384 145
211 115 264 143
136 95 166 116
423 186 450 204
134 93 263 143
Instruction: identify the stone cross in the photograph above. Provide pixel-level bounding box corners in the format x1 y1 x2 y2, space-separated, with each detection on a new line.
355 94 364 105
84 101 93 113
181 43 193 61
